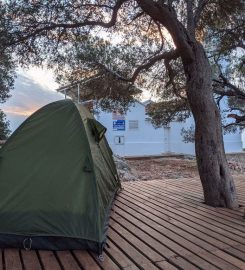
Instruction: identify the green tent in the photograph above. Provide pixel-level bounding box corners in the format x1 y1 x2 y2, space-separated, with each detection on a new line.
0 100 120 254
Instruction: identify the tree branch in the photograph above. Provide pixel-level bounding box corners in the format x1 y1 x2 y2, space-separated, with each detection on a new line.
227 114 245 123
213 77 245 100
96 49 179 83
219 73 245 97
194 0 209 27
186 0 195 38
212 60 245 100
224 122 245 128
7 0 127 47
164 57 187 100
128 11 144 25
228 107 245 113
138 0 194 63
140 20 166 64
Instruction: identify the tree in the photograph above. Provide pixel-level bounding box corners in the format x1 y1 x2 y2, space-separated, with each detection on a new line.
0 4 15 103
0 110 10 140
210 7 245 130
0 5 14 141
148 1 245 131
3 0 245 208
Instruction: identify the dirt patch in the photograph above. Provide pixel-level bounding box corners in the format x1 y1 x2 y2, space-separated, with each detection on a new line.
127 158 198 180
227 153 245 174
124 153 245 181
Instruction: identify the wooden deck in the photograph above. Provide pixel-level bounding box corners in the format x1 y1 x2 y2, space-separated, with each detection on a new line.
1 178 245 270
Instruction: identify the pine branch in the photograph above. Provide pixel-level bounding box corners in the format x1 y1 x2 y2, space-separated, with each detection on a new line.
6 0 127 47
194 0 209 27
95 49 179 82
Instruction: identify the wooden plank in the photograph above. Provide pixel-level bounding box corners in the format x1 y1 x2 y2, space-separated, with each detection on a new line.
56 251 81 270
151 179 245 211
135 182 245 232
111 213 176 259
168 256 199 270
105 239 140 270
38 251 61 270
73 250 101 270
114 199 241 270
115 199 228 251
4 249 22 270
146 181 245 220
156 260 179 270
224 245 245 261
21 250 42 270
112 205 218 270
148 180 245 220
0 250 3 270
211 250 245 270
110 219 164 263
128 181 244 231
124 186 245 244
110 213 199 270
0 249 4 270
90 250 121 270
119 190 245 249
122 190 243 255
108 228 159 270
111 209 192 257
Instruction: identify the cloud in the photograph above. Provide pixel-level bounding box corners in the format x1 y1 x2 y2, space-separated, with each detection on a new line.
1 73 64 132
18 67 58 91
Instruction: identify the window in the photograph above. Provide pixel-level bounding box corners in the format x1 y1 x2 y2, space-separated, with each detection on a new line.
129 120 139 130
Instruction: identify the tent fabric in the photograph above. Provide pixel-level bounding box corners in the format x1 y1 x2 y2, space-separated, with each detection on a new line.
0 100 120 254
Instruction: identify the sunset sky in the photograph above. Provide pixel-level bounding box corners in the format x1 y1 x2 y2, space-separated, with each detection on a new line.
1 67 152 133
1 68 64 132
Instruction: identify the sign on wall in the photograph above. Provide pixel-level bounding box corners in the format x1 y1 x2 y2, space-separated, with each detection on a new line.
112 111 125 120
113 120 126 131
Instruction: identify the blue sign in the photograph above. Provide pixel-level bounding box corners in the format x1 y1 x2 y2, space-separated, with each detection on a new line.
113 120 125 131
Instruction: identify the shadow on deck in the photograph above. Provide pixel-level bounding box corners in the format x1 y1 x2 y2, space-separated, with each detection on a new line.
1 178 245 270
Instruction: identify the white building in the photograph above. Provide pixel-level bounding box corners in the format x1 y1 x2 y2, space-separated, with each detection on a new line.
57 84 243 157
95 101 243 157
242 130 245 150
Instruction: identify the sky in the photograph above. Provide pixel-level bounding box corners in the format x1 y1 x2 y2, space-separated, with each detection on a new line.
2 67 245 147
1 67 152 133
1 68 64 132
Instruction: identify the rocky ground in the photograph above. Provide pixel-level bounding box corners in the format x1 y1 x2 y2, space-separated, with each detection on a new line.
114 153 245 182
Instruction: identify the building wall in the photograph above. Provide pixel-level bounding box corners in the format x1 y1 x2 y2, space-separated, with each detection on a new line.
223 130 243 153
168 118 196 155
96 102 165 156
96 101 243 157
242 130 245 150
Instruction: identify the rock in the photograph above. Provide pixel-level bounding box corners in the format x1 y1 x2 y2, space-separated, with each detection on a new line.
113 155 138 182
113 155 130 170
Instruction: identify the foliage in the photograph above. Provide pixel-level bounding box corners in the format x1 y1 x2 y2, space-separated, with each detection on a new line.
206 0 245 129
181 125 195 143
0 4 15 103
146 99 191 127
0 110 10 140
2 1 244 128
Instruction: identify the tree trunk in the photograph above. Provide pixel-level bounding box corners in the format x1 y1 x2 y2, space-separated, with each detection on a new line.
184 42 238 208
138 0 238 208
